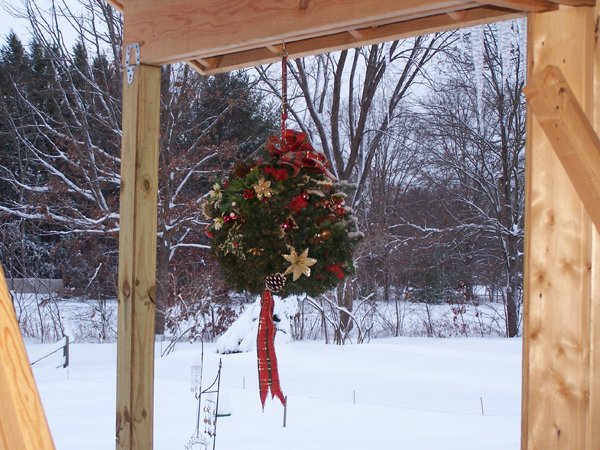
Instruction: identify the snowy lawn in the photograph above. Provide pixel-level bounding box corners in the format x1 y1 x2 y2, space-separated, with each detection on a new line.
29 338 522 450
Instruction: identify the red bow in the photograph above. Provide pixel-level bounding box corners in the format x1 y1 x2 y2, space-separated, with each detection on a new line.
266 130 336 180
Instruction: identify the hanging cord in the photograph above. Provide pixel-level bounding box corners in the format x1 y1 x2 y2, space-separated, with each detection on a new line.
281 42 288 139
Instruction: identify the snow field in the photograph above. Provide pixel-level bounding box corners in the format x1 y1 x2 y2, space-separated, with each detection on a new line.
29 338 521 450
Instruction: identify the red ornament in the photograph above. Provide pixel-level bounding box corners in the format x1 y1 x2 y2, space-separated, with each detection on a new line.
290 193 309 214
243 189 256 200
336 207 346 217
264 166 289 181
204 225 214 239
326 264 345 280
223 212 239 223
281 217 298 232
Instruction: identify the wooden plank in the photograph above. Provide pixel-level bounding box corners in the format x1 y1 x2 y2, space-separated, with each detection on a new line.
524 65 600 234
523 6 598 450
591 235 600 450
192 6 522 75
114 0 590 10
0 265 55 450
447 10 468 20
123 0 507 65
116 64 161 450
548 0 596 5
479 0 558 11
588 2 600 445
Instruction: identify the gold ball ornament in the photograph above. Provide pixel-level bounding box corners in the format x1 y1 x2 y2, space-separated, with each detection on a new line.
320 229 332 240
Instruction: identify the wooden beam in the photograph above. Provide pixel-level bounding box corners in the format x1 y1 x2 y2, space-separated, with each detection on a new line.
116 64 161 450
0 265 55 450
548 0 596 5
524 65 600 234
447 10 468 20
478 0 558 11
347 29 366 40
124 0 496 65
523 6 600 450
193 6 522 75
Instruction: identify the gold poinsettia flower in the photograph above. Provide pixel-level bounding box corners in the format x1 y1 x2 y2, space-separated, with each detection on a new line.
253 177 273 200
213 217 224 230
282 247 317 281
208 183 222 199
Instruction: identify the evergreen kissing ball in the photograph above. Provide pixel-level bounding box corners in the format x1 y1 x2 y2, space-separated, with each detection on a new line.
203 130 363 297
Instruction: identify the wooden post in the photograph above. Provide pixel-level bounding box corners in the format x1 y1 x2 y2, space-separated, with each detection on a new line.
116 64 161 450
523 4 600 450
0 265 55 450
524 66 600 234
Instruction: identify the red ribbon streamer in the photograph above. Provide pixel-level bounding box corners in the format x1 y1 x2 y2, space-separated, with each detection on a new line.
257 289 286 408
266 129 336 180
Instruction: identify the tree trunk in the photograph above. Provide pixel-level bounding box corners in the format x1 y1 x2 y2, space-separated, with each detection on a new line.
155 237 170 335
336 283 353 339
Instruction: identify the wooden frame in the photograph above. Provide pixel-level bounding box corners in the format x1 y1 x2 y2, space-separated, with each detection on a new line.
116 64 161 449
522 6 600 449
89 1 600 449
112 0 584 74
0 265 55 450
524 66 600 234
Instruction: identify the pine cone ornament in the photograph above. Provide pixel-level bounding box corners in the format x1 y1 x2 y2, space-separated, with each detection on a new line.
265 273 286 293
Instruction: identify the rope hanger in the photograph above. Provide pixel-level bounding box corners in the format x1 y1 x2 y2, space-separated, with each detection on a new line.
281 41 288 140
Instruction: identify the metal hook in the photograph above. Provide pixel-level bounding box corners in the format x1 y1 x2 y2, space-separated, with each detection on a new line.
281 40 288 58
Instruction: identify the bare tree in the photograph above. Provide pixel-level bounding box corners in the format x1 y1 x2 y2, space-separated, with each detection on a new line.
257 34 453 339
0 0 275 334
411 23 526 336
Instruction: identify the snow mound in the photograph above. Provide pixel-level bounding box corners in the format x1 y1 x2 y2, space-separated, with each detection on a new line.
215 295 299 354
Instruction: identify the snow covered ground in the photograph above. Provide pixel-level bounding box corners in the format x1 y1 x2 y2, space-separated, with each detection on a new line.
29 337 522 450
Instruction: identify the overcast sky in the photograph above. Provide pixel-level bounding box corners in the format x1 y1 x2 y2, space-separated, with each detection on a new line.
0 2 30 40
0 0 81 46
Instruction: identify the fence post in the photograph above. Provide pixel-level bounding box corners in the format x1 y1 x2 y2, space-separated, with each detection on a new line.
62 336 69 369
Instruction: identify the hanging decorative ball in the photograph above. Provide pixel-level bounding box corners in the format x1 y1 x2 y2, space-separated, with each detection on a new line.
223 213 237 223
265 273 286 293
203 129 363 297
320 229 332 240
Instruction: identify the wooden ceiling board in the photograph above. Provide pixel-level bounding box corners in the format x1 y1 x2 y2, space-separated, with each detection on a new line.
107 0 577 73
194 6 523 75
